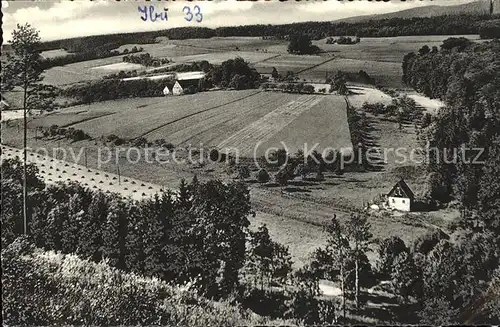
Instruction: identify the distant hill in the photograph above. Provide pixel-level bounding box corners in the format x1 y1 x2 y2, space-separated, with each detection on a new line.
335 0 495 23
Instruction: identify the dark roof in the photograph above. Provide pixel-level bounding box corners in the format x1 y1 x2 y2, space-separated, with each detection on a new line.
176 79 200 89
387 179 415 199
163 81 175 89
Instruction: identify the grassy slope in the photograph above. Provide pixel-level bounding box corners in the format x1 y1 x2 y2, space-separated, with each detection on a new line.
2 243 286 326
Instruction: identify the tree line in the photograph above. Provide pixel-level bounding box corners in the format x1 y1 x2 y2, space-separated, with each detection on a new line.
122 52 170 67
216 14 499 39
307 215 500 324
396 36 500 322
3 153 499 324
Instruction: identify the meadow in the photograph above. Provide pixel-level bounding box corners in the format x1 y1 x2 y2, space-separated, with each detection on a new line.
313 35 481 62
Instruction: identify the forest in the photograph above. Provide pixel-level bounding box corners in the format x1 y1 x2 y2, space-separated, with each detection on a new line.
403 38 500 212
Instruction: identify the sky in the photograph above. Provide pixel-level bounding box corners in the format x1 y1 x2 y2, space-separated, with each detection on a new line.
2 0 479 42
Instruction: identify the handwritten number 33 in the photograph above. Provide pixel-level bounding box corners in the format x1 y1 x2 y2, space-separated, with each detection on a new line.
183 5 202 23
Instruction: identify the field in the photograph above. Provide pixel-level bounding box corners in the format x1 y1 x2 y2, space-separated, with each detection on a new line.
39 35 480 87
313 35 481 62
254 54 326 74
91 62 144 72
300 58 403 87
1 34 465 269
168 36 284 52
170 51 278 65
19 90 351 157
41 48 71 59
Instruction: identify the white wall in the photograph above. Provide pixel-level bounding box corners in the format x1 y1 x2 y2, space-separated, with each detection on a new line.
173 82 183 95
388 196 411 212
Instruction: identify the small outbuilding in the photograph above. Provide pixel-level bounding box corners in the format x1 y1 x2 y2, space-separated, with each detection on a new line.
162 85 171 95
387 179 415 212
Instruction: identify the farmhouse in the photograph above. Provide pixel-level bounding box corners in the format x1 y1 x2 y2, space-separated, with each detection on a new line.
171 78 201 95
387 179 415 212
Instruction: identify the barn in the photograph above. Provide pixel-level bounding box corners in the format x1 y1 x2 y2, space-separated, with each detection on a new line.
387 179 415 212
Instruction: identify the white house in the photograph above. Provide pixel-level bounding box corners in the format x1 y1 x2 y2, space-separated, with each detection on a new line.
172 78 201 96
162 85 171 95
387 179 415 212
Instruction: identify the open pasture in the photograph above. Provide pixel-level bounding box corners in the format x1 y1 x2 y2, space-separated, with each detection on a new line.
91 62 144 72
313 34 481 63
26 97 173 129
67 90 260 138
40 48 71 59
170 50 277 65
170 36 285 52
348 85 393 107
42 55 142 85
254 54 325 75
116 42 212 58
218 94 350 156
299 58 403 87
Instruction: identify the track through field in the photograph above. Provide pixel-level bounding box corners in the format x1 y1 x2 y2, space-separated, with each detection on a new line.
138 90 262 139
217 95 324 155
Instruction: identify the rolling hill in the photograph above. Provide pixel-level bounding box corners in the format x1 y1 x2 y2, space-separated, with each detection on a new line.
336 0 495 23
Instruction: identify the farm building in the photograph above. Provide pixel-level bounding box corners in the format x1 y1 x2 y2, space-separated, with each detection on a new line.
387 179 415 212
162 81 175 96
171 78 201 95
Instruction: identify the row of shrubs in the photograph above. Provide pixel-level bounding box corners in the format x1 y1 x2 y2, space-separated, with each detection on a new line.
122 52 170 67
41 125 90 142
261 82 317 94
104 134 174 150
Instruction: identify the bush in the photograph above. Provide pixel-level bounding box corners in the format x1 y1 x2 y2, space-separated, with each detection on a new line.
132 137 149 147
302 84 315 94
255 169 270 183
413 229 449 255
41 125 90 142
238 165 251 179
209 149 221 162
